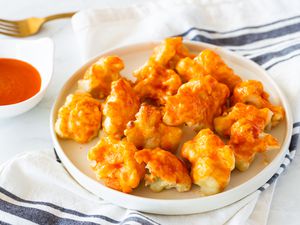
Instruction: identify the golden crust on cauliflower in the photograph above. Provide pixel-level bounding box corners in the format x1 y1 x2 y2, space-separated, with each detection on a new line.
150 37 194 68
194 49 242 91
181 129 235 196
55 92 101 143
229 119 280 171
132 37 197 104
214 103 273 137
124 104 182 152
231 80 285 127
134 37 194 78
78 56 124 99
134 148 192 192
134 65 182 105
87 136 145 193
102 78 140 137
163 75 230 130
175 57 204 83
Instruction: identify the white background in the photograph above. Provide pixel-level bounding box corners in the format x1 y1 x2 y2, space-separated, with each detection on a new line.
0 0 299 224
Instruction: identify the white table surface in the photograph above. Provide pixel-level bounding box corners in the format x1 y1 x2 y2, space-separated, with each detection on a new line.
0 0 299 224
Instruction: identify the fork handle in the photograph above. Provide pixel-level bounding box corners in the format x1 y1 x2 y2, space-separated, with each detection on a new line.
44 12 76 22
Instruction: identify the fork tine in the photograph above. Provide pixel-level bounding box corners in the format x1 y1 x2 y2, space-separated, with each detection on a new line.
0 24 19 32
0 18 20 36
0 30 21 37
0 21 19 29
0 18 18 25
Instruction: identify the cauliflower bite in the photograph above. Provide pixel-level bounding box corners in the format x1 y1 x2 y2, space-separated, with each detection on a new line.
163 75 230 130
181 129 235 196
229 119 280 171
55 92 102 144
194 49 242 91
103 78 140 137
151 37 194 69
134 148 191 192
214 103 273 137
231 80 285 127
124 104 182 152
138 37 193 72
78 56 124 99
87 136 145 193
134 37 194 81
176 57 204 82
134 65 182 104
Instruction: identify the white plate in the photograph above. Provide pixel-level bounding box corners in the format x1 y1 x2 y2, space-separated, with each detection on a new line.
0 38 54 118
50 41 293 215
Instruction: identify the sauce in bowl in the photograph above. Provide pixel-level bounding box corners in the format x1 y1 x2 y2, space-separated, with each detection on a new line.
0 58 41 106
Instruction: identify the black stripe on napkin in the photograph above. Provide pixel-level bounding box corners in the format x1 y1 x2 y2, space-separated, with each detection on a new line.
250 42 300 65
0 187 159 225
178 14 300 36
0 198 101 225
189 22 300 47
177 15 300 69
293 122 300 128
0 197 157 225
233 36 300 55
285 154 293 162
280 164 287 169
258 186 265 192
53 148 62 163
266 52 300 70
0 221 12 225
266 173 279 185
289 133 300 152
0 187 120 224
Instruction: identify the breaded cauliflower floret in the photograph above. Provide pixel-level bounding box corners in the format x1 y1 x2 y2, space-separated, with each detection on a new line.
78 56 124 99
124 104 182 152
231 80 285 127
134 65 182 104
181 129 235 196
55 92 101 143
163 75 229 130
87 136 145 193
150 37 194 68
194 49 242 91
134 37 194 79
103 78 140 137
229 119 280 171
176 57 204 83
135 148 191 192
214 103 273 137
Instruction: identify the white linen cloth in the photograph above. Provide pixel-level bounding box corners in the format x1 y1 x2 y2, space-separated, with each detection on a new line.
1 0 299 224
0 150 280 225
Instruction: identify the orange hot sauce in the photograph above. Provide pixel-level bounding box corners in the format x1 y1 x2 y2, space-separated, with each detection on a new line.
0 58 41 106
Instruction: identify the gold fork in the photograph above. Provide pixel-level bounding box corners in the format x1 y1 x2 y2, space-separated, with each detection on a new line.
0 12 76 37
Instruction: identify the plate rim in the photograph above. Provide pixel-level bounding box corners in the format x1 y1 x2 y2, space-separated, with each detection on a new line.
50 40 293 214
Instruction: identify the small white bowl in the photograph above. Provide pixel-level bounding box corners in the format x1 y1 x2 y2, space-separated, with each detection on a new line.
0 38 54 118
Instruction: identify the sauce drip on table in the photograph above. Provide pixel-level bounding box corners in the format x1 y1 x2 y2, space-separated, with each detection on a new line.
0 58 41 106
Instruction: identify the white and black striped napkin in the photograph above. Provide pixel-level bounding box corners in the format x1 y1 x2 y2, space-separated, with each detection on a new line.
1 0 299 224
